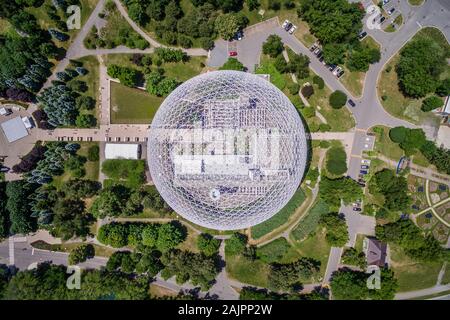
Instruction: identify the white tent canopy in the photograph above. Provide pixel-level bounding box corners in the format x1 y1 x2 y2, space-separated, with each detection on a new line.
105 143 140 160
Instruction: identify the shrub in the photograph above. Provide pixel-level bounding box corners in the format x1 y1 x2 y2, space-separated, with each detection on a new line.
389 126 407 143
301 85 314 99
288 83 300 95
197 233 221 256
329 90 347 109
326 146 347 176
313 75 324 89
301 107 315 118
421 96 443 112
68 244 95 265
225 233 247 256
87 145 99 162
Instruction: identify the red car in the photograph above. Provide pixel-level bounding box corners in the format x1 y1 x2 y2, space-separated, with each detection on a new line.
229 51 237 57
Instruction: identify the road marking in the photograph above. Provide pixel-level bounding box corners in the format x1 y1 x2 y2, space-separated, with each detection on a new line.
416 21 422 28
355 128 367 133
351 154 362 158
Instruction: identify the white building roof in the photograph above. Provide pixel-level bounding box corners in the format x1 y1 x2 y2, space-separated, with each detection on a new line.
1 116 29 143
21 117 32 129
105 143 139 159
443 96 450 114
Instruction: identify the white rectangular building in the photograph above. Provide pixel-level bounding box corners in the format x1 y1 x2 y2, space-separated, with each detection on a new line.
1 116 29 143
105 143 140 160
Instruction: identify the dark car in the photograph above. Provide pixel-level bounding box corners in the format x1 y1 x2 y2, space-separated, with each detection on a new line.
353 207 362 212
358 31 367 40
337 70 345 78
329 64 337 72
360 170 368 175
380 16 386 23
284 22 293 31
0 166 9 173
348 99 356 107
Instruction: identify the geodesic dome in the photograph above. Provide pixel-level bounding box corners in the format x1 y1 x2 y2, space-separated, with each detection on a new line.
148 70 308 230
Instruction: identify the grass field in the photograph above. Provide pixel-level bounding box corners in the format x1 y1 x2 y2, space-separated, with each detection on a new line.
442 263 450 285
390 244 443 292
291 199 329 242
73 56 100 125
26 0 97 50
293 229 331 279
408 0 424 6
251 188 306 239
256 238 293 263
102 159 145 188
226 254 269 288
255 55 286 90
371 125 404 161
378 28 448 125
110 82 163 124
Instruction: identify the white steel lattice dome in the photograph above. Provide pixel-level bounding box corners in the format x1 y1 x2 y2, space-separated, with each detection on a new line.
148 70 308 230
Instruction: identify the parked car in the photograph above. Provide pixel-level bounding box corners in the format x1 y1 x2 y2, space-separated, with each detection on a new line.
353 207 362 212
282 20 289 29
383 0 390 5
310 44 317 52
314 48 321 55
285 22 293 32
317 51 323 58
319 56 325 63
337 70 345 78
360 170 368 175
380 16 386 23
361 159 371 165
235 31 243 40
361 165 369 169
288 25 297 34
358 31 367 40
329 64 337 72
348 99 356 107
333 66 342 76
0 166 9 173
388 7 395 15
229 51 237 57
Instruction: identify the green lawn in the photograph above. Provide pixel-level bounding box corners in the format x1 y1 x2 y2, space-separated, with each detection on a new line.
26 0 97 50
226 254 269 288
251 188 306 239
378 28 448 125
256 237 296 264
442 263 450 285
72 56 100 126
255 55 286 90
292 229 331 279
290 199 329 241
408 0 424 6
390 244 444 292
110 81 163 124
101 159 146 188
371 125 404 161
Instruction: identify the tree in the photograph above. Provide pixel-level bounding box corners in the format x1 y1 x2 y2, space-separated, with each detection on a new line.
225 232 247 256
376 219 446 262
6 180 36 234
68 244 95 265
75 114 96 128
97 223 129 248
268 258 320 292
330 269 369 300
319 212 349 247
197 233 220 256
38 85 78 127
389 126 408 143
219 58 245 71
262 35 284 58
156 222 186 252
421 96 444 112
322 43 346 65
347 47 380 72
61 179 101 198
107 65 139 87
369 169 410 212
67 80 88 93
246 0 260 11
319 176 363 208
396 38 446 98
435 78 450 96
287 53 310 79
313 75 324 89
329 90 347 109
214 13 247 41
298 0 363 44
0 183 9 239
76 95 96 110
52 198 91 240
420 141 450 175
341 247 366 269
